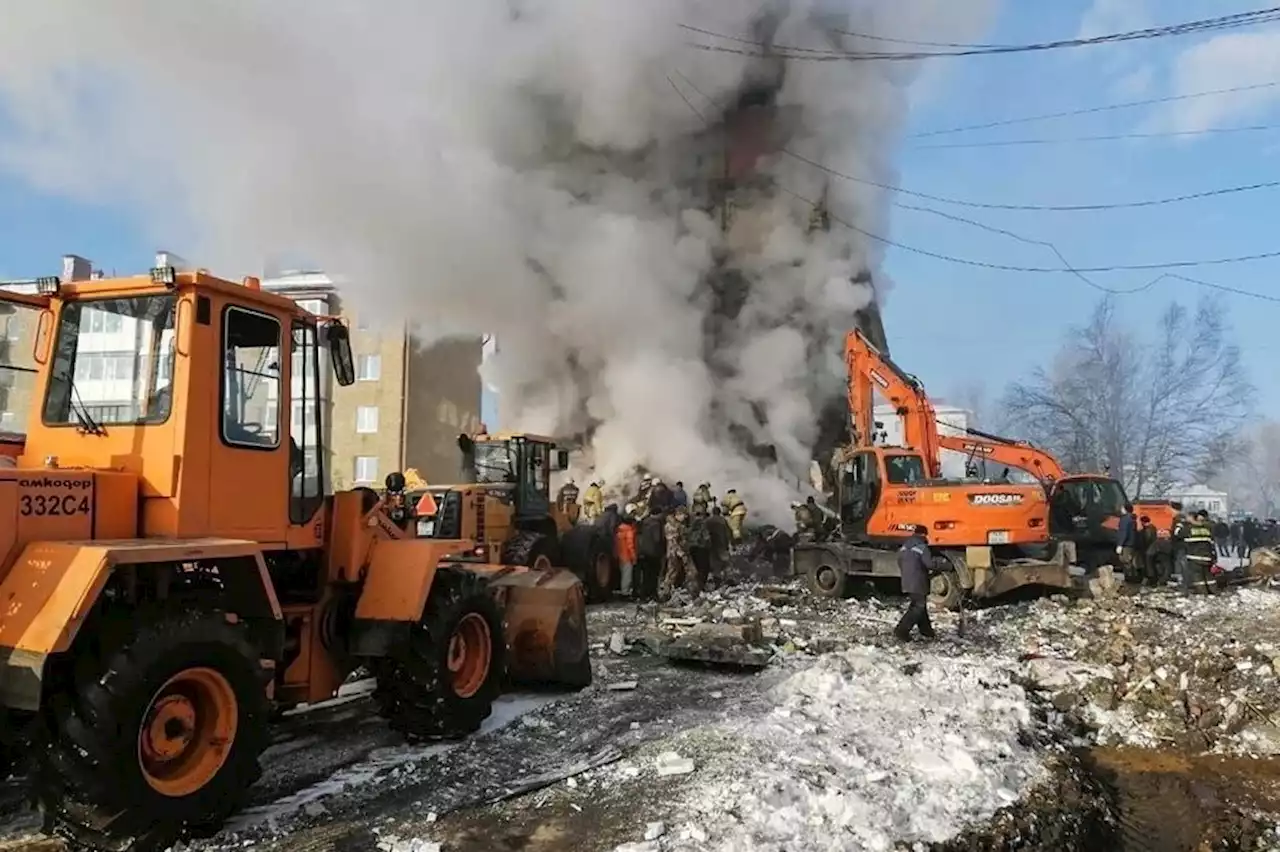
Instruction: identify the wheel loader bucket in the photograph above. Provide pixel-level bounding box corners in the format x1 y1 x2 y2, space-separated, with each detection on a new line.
488 568 591 689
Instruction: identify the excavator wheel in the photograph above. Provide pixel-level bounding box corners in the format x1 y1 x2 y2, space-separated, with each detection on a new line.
373 567 505 742
36 610 271 845
806 559 849 599
503 531 559 573
561 524 616 603
928 551 966 611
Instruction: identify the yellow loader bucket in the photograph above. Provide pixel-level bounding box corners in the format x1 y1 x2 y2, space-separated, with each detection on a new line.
489 568 591 689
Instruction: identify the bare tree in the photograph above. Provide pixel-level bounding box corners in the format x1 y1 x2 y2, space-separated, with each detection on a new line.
1002 297 1252 496
1215 421 1280 516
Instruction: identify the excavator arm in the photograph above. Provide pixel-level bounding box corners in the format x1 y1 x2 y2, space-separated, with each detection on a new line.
844 329 943 477
936 427 1067 483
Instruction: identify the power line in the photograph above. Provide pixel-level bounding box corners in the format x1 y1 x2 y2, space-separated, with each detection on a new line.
681 7 1280 62
911 79 1280 138
893 202 1280 303
665 68 1280 292
783 148 1280 211
908 123 1280 150
780 184 1280 272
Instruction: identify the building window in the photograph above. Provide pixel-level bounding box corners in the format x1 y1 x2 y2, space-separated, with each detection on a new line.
357 354 381 381
354 455 378 483
356 405 379 434
296 298 327 316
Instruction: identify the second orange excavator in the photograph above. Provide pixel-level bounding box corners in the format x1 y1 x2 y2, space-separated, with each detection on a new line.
791 330 1077 608
937 427 1130 567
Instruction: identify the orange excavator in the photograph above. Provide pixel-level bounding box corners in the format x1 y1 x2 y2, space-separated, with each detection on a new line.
935 428 1130 566
0 260 590 847
791 329 1076 607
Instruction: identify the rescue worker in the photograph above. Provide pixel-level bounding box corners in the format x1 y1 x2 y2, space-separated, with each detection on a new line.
692 482 712 515
1116 503 1138 580
706 504 731 583
1183 509 1217 594
1213 517 1231 558
672 480 688 509
1170 501 1188 589
582 480 603 523
1138 515 1159 587
793 497 817 542
635 474 653 518
686 505 711 593
660 505 699 600
615 506 638 597
635 512 666 599
558 478 583 511
649 478 674 515
723 489 747 542
894 524 936 642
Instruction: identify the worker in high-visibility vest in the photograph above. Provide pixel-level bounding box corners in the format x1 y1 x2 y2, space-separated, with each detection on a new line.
1181 509 1217 595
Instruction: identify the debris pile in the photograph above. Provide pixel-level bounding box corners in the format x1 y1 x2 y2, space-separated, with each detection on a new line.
991 589 1280 752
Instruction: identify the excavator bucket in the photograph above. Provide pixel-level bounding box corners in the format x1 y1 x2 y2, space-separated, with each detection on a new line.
488 568 591 689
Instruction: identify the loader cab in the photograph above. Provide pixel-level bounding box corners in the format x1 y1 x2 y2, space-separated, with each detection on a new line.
21 266 354 544
462 432 570 525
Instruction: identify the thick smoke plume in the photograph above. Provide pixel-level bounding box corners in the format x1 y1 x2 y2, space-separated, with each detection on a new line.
0 0 995 521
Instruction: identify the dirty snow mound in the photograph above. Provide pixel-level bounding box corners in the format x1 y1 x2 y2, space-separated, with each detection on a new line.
676 648 1045 851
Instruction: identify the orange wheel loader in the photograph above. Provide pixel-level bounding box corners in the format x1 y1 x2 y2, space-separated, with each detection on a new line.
0 262 591 847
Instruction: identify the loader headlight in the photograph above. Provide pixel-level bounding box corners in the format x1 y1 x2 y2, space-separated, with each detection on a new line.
150 266 177 287
35 276 60 295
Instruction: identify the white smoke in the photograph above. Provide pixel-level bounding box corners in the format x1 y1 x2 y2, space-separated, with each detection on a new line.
0 0 997 522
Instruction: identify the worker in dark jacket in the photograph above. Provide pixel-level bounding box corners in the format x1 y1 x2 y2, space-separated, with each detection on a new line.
1116 503 1138 579
894 525 936 642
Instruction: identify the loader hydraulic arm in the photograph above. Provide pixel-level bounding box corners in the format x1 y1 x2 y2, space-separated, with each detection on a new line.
844 329 942 478
936 427 1067 483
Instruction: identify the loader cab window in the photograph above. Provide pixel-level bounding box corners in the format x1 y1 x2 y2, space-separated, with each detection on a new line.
44 295 177 427
885 453 927 485
0 299 40 440
289 321 326 523
221 307 281 450
473 441 516 484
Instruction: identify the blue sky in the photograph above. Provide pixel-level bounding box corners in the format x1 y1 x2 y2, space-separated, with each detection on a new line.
883 0 1280 418
2 0 1278 423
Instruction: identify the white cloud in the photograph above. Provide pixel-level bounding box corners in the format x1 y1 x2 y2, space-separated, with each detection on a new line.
1114 65 1156 98
1076 0 1151 40
1158 27 1280 131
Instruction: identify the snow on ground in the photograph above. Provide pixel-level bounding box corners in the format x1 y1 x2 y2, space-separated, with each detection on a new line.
595 647 1048 852
226 694 558 832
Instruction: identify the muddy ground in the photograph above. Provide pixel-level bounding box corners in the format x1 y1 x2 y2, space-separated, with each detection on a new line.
4 570 1280 852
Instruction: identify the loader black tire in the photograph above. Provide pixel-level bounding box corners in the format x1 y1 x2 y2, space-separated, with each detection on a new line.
502 531 559 573
36 610 271 846
561 524 616 603
372 567 505 742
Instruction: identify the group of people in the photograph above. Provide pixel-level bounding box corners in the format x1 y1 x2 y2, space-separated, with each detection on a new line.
1114 502 1260 594
1210 516 1278 560
556 474 751 601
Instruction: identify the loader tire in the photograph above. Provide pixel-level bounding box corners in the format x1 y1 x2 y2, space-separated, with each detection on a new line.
373 567 505 742
562 524 616 603
36 610 270 846
502 531 558 573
